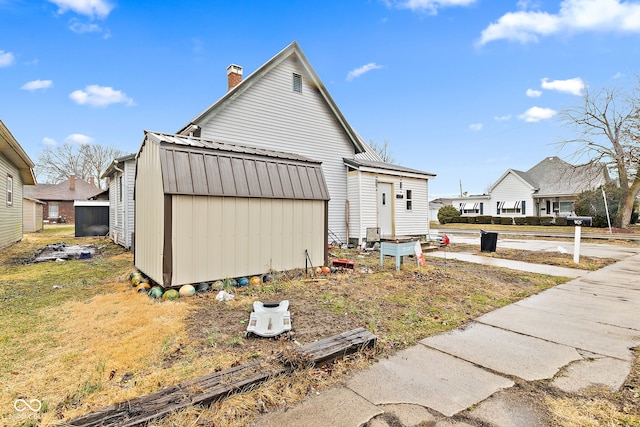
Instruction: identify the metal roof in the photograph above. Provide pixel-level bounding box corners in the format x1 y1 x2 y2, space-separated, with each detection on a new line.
343 158 436 179
146 132 330 201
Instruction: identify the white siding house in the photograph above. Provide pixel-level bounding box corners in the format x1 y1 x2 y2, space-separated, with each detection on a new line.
447 157 610 219
0 120 36 248
178 41 435 245
102 154 136 249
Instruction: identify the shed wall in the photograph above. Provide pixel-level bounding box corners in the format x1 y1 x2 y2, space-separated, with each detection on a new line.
22 198 43 232
199 56 353 243
134 140 165 284
108 159 136 248
0 152 23 248
170 195 325 286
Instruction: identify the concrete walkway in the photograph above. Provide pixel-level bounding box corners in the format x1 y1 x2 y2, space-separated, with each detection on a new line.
254 247 640 427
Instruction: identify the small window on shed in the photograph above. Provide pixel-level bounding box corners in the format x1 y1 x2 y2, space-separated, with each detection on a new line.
118 175 123 202
6 174 13 206
406 189 412 210
293 73 302 93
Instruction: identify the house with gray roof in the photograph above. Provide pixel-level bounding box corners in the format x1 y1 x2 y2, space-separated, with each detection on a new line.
23 176 103 224
176 41 435 244
450 156 610 218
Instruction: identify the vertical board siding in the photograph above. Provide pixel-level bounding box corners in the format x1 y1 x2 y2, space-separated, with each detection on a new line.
0 153 23 248
491 173 534 216
134 140 165 283
124 160 136 248
199 56 354 243
171 195 325 286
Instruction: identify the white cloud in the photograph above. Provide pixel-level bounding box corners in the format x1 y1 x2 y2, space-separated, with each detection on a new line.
541 77 585 95
612 72 623 79
21 79 53 91
48 0 113 19
389 0 476 14
42 137 57 146
479 0 640 45
64 133 94 145
0 50 15 67
526 88 542 97
469 123 483 131
346 63 383 81
69 19 102 33
69 85 134 107
494 114 512 121
518 106 557 122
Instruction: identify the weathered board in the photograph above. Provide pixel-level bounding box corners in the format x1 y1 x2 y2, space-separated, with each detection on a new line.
68 328 376 427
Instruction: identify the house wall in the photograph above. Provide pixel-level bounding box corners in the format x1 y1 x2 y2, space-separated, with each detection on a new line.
23 198 43 233
347 170 429 243
44 200 75 223
450 197 490 216
0 152 23 248
134 139 165 285
170 195 326 286
108 159 136 249
491 173 534 216
198 56 356 244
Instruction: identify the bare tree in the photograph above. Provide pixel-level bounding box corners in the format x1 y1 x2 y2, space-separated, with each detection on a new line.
368 138 396 163
36 143 124 189
559 80 640 228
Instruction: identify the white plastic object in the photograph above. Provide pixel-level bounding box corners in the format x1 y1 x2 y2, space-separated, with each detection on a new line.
246 300 291 338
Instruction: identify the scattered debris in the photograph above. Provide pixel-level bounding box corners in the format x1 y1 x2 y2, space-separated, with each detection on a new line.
52 285 62 290
246 300 291 338
215 290 235 302
28 242 98 264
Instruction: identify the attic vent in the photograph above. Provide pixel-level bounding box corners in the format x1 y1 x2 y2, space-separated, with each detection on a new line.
292 73 302 93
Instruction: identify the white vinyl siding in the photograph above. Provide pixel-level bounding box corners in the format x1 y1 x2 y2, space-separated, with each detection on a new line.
107 158 136 249
134 140 165 284
347 171 428 243
171 196 325 286
490 173 534 217
198 57 355 243
0 153 23 248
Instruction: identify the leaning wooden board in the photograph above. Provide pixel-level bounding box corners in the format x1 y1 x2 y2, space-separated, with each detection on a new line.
68 328 376 427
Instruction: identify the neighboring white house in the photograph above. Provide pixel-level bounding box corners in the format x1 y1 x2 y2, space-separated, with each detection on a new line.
449 156 610 218
177 41 435 245
101 154 136 249
0 120 36 248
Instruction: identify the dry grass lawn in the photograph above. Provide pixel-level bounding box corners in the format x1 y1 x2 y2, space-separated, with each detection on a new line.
1 225 638 426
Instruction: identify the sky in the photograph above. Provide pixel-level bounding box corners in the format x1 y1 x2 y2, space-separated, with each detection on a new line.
1 0 639 199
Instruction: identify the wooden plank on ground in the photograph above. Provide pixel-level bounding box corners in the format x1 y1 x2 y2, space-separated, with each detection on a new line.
68 328 376 427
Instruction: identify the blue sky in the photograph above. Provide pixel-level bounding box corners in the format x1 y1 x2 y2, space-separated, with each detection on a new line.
1 0 639 198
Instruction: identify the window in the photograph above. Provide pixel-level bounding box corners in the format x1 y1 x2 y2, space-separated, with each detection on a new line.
6 175 12 206
559 201 574 215
118 175 123 202
293 73 302 93
406 190 412 210
498 201 522 214
49 203 59 218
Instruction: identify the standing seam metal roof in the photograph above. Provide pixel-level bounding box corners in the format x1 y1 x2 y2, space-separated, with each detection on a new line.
147 131 330 201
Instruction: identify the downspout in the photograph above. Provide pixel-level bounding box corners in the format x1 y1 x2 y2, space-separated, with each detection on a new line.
112 160 124 245
358 169 363 245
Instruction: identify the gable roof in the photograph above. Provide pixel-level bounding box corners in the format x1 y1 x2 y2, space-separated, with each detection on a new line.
101 153 136 179
526 156 609 196
177 41 366 155
488 156 610 197
144 131 330 200
23 178 102 201
0 120 36 185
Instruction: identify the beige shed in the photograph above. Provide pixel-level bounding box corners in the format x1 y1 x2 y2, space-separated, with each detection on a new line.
134 131 330 288
23 196 45 233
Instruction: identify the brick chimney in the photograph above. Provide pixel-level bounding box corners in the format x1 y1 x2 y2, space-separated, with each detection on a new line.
227 64 243 91
69 175 76 191
90 176 95 187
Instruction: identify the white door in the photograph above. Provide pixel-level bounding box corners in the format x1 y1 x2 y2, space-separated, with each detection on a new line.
377 182 393 237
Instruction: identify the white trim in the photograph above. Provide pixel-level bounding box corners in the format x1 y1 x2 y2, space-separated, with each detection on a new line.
74 200 110 207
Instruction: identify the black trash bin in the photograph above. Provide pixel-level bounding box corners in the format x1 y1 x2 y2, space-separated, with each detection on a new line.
480 230 498 252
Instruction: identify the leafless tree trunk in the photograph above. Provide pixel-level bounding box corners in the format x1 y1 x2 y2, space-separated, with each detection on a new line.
36 143 124 189
559 81 640 229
